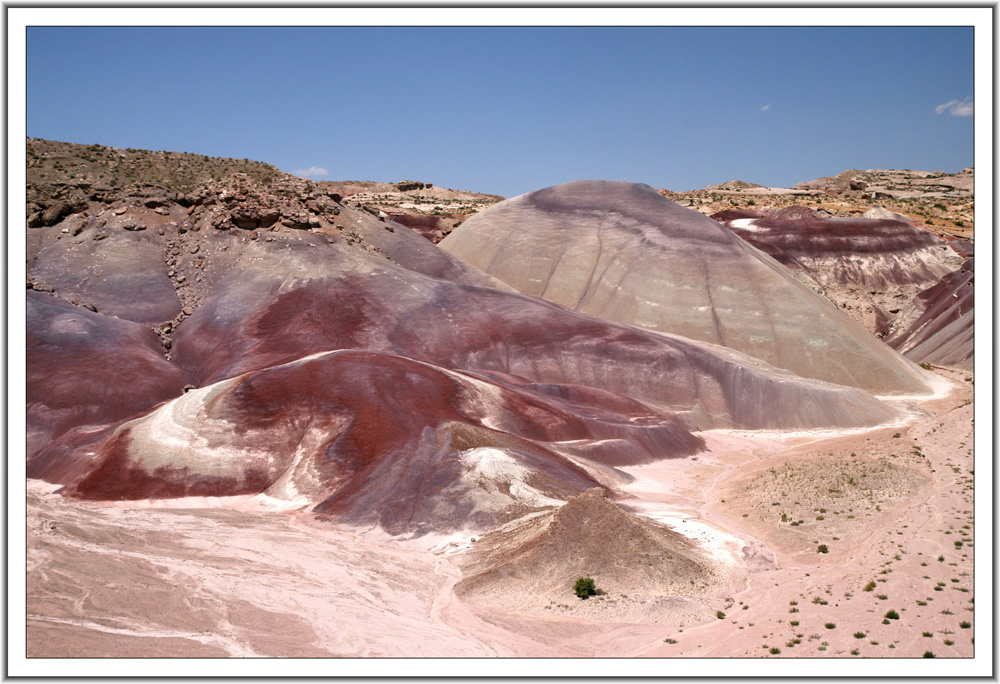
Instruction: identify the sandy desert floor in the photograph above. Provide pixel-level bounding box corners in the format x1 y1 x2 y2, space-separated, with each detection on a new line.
23 367 976 665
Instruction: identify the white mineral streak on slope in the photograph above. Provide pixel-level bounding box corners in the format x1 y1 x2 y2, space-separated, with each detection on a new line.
459 447 566 511
128 378 274 477
727 218 766 232
142 378 236 449
264 423 339 507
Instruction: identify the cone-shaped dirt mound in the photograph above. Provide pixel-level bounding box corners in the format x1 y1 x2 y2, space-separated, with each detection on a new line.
456 488 721 615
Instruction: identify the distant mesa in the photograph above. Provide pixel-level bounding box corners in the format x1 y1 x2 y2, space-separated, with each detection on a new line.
792 168 974 200
439 180 931 395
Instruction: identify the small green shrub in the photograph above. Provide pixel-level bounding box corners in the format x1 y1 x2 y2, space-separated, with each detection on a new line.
923 651 936 658
960 621 971 629
919 362 933 370
574 577 597 599
863 581 876 592
885 609 899 620
716 611 726 619
769 647 780 654
853 632 866 639
825 623 836 629
817 544 829 554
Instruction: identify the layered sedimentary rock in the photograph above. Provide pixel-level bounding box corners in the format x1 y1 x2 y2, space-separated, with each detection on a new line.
169 240 896 431
29 350 704 534
26 291 195 458
715 207 967 342
439 180 931 395
885 258 974 370
718 209 962 291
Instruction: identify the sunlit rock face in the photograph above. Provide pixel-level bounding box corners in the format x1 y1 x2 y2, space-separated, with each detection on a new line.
26 291 195 458
29 350 705 535
439 180 931 395
168 245 896 432
886 258 974 370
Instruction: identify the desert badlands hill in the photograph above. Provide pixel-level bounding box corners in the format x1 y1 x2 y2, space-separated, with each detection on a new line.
22 139 977 668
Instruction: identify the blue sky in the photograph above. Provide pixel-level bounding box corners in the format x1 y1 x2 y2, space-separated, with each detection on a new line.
26 25 975 197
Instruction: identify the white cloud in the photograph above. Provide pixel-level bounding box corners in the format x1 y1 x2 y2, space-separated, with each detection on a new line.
292 166 330 178
935 97 973 117
760 104 771 111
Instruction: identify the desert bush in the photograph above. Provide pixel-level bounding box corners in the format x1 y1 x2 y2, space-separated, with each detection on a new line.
885 609 899 620
573 577 597 599
817 544 829 554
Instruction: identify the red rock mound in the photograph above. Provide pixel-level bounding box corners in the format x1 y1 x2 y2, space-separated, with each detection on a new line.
30 351 703 535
